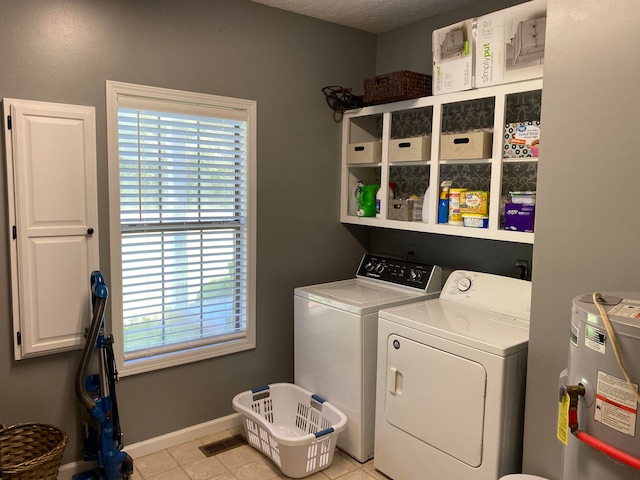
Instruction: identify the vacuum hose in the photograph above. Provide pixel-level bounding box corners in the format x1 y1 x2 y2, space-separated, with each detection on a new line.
75 279 108 410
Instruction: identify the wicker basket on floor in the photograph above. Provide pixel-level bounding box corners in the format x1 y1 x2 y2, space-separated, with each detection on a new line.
0 423 68 480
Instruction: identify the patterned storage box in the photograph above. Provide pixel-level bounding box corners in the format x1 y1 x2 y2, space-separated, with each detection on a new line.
388 199 416 221
503 121 541 158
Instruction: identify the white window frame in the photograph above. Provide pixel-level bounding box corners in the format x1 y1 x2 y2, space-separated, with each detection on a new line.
106 80 256 376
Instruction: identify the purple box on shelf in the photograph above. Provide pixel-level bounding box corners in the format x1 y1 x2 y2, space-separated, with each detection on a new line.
504 203 535 232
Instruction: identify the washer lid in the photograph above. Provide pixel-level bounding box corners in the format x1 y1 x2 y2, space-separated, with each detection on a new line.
379 298 530 356
294 278 432 315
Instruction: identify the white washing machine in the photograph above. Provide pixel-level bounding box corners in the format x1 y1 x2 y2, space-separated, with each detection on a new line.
294 254 442 463
374 270 532 480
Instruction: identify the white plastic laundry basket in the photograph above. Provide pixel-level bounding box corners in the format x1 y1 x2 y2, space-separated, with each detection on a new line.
232 383 348 479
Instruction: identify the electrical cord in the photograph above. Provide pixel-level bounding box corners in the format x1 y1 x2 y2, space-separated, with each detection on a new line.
592 292 640 404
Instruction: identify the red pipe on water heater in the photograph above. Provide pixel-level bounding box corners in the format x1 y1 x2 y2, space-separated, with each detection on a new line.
565 384 640 470
574 430 640 470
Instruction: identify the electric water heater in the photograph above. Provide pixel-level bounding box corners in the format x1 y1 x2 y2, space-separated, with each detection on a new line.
560 292 640 480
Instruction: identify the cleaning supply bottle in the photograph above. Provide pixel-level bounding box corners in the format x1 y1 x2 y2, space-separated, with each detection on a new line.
421 185 431 223
349 180 364 216
376 183 395 218
357 184 379 217
449 187 468 225
438 181 452 224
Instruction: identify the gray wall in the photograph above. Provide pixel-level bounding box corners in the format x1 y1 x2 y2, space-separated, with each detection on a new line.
523 2 640 478
0 0 373 463
370 230 533 280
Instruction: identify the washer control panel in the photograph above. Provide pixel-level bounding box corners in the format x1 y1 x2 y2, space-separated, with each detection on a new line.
356 254 442 293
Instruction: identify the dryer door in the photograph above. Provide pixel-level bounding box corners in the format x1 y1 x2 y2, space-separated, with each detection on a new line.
384 334 487 467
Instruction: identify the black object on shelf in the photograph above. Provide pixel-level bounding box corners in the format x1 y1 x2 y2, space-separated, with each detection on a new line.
322 85 364 122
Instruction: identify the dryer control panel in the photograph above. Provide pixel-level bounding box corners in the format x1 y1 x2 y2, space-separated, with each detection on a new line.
441 270 532 320
356 254 442 294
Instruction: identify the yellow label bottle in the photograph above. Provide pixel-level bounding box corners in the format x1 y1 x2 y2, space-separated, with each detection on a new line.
449 188 468 225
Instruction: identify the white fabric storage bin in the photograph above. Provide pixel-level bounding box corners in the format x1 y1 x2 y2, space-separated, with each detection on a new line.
346 141 382 164
389 137 431 162
440 132 493 159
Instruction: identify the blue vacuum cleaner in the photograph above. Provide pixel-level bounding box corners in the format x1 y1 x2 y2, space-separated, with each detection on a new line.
74 271 133 480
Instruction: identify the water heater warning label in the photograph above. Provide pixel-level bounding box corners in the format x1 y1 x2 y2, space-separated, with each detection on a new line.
594 371 638 436
585 325 606 354
608 300 640 318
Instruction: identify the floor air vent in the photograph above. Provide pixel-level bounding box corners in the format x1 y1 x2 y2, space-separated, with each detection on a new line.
199 434 248 457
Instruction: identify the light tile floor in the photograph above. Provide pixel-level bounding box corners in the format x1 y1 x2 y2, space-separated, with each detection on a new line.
130 428 391 480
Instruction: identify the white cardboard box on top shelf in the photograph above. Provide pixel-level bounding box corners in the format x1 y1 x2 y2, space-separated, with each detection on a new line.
432 19 476 95
475 0 547 88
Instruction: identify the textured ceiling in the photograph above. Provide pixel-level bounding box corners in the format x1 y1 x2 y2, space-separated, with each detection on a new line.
249 0 480 33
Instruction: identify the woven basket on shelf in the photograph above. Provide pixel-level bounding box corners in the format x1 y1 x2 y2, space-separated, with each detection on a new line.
363 70 432 105
0 423 68 480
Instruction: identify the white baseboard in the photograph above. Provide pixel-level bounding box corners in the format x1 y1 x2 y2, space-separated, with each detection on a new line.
58 413 243 480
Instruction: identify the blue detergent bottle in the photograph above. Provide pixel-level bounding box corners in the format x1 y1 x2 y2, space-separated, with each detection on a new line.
438 181 452 224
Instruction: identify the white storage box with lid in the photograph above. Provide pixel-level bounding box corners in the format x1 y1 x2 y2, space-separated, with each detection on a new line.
432 19 476 94
346 141 382 164
440 132 493 159
232 383 348 479
389 137 431 162
475 0 547 88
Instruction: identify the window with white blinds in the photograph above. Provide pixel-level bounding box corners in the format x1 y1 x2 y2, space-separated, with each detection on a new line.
106 81 256 376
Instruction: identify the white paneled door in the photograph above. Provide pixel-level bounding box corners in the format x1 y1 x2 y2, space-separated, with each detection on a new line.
4 99 99 359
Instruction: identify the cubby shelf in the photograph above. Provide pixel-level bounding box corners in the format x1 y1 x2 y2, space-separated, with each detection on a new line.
340 78 542 244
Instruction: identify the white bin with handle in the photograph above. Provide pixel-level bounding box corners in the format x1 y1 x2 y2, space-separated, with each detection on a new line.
232 383 347 479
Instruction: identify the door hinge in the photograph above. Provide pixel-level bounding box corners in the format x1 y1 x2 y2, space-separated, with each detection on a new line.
16 331 21 345
7 115 11 130
12 225 16 239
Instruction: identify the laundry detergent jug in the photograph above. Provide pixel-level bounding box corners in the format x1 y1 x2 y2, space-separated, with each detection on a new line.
357 184 379 217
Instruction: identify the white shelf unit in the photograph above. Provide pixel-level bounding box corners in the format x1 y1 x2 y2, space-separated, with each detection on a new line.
340 78 542 244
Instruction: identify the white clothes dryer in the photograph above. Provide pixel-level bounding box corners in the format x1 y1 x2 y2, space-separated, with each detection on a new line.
374 270 532 480
294 254 441 462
